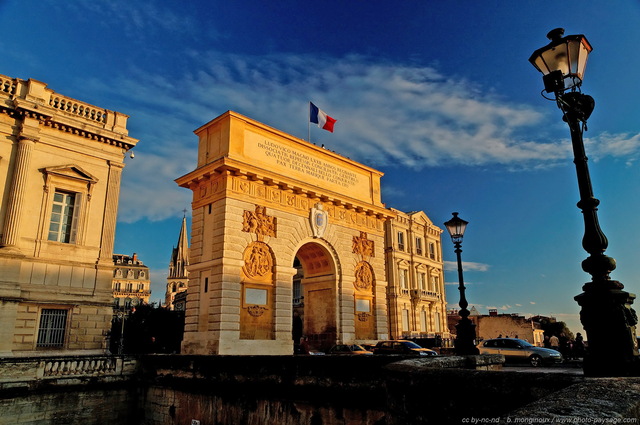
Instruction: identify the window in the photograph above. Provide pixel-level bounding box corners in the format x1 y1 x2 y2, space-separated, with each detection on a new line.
114 298 120 308
293 279 301 304
420 310 428 333
204 277 209 293
137 283 144 291
432 275 440 292
416 237 423 255
399 269 409 290
125 282 133 292
37 309 68 348
397 231 405 251
402 308 410 331
114 282 121 291
429 243 436 260
418 272 427 290
434 311 441 333
47 191 78 243
139 271 145 278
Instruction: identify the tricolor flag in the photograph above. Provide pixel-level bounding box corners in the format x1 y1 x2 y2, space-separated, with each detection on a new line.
309 102 337 133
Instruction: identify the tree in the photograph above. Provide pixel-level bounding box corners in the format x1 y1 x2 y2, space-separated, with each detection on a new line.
110 304 185 354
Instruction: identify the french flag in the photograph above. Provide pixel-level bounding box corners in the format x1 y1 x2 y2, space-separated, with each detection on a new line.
309 102 337 133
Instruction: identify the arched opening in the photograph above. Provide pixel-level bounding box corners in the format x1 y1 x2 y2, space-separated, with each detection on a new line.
293 242 337 353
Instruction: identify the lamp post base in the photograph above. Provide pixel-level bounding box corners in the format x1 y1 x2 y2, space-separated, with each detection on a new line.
575 284 640 377
454 317 480 356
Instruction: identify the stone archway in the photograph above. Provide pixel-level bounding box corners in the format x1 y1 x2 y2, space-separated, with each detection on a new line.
294 242 338 352
177 111 392 355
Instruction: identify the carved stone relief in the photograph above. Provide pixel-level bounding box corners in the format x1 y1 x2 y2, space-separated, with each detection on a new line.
310 203 328 238
354 261 374 292
242 205 277 238
352 231 374 259
247 305 268 317
242 241 273 279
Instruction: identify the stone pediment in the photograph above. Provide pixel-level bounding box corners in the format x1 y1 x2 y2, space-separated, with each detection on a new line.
42 164 99 185
409 210 433 226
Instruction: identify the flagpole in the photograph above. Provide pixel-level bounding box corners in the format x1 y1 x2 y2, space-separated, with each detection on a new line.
308 101 311 143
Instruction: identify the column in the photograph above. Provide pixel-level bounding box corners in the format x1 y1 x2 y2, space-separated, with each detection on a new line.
1 137 35 250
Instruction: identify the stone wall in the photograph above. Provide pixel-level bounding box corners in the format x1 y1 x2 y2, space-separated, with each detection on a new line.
3 354 640 424
0 355 139 425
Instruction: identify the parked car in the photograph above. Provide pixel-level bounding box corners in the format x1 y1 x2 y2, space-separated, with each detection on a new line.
327 344 374 355
477 338 562 367
360 344 376 352
372 340 437 356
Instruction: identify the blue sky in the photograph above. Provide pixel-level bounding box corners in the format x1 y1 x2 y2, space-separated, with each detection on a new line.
3 0 640 336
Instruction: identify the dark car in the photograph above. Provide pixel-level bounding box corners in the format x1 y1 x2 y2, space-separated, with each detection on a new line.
372 340 437 356
477 338 562 367
327 344 373 355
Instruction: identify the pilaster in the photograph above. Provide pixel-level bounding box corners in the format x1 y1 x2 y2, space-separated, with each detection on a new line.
1 135 36 250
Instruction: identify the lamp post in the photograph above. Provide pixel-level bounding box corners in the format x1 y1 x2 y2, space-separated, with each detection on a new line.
117 310 126 355
444 212 479 355
529 28 639 376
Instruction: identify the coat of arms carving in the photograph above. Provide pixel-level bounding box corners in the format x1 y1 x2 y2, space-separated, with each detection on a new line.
310 203 328 238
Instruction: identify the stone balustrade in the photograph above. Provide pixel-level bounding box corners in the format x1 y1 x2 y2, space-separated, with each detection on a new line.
48 94 107 124
40 357 118 378
0 354 137 390
0 73 132 137
0 74 16 95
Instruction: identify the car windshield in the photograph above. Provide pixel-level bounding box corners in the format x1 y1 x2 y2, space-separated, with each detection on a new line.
350 345 366 351
402 341 422 349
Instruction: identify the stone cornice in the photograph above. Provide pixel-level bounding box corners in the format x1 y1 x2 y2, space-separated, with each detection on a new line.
0 74 138 151
177 157 396 221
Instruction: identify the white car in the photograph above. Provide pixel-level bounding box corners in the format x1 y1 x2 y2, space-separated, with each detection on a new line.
477 338 562 367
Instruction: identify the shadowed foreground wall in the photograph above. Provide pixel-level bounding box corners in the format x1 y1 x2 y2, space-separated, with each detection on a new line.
3 354 640 424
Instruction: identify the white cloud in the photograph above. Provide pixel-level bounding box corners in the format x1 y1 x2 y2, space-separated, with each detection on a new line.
75 50 640 222
444 260 490 272
487 305 512 311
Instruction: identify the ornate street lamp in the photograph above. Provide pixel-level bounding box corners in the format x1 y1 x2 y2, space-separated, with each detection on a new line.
530 29 639 376
444 212 479 355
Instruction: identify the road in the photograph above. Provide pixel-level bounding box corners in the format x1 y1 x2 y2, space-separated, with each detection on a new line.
501 361 584 375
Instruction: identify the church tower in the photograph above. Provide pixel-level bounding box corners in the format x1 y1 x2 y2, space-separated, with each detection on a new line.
165 215 189 310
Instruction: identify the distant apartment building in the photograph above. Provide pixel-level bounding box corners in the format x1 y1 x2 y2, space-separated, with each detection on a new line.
112 253 151 310
165 215 189 310
384 209 450 344
448 308 545 346
0 74 137 355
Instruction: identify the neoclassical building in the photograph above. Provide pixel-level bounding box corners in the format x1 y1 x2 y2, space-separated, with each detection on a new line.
177 111 393 355
0 75 137 355
112 253 151 310
384 209 450 343
165 215 189 310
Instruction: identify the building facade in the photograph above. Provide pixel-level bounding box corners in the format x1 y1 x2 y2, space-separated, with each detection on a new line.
112 253 151 310
177 111 393 355
384 209 450 343
0 75 137 356
165 215 189 310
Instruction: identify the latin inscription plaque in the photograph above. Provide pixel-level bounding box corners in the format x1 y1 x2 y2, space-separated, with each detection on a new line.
244 131 372 201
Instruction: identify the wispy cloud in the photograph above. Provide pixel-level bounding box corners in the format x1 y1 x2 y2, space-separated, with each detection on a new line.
73 50 640 222
444 260 490 272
